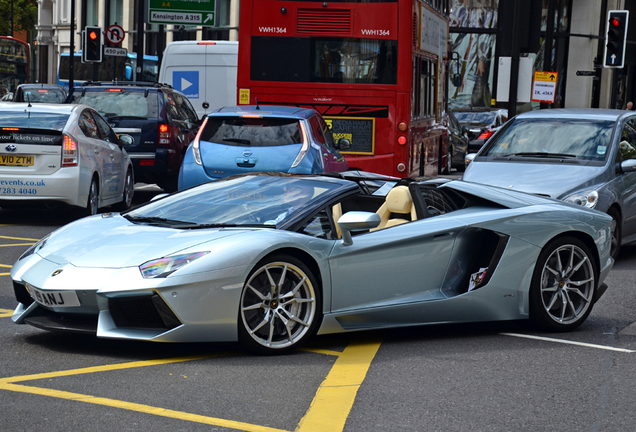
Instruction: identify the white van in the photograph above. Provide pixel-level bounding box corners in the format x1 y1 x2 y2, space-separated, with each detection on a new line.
158 41 238 119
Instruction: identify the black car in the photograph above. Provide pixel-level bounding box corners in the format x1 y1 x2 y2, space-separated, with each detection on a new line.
66 82 201 192
453 108 508 153
11 83 68 103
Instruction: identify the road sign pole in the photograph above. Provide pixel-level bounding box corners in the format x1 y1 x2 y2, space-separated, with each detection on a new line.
137 0 145 81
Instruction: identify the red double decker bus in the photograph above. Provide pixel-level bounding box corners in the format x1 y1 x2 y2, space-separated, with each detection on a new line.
237 0 451 177
0 36 30 97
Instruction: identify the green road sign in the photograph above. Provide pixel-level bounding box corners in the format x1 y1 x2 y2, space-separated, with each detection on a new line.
148 0 216 25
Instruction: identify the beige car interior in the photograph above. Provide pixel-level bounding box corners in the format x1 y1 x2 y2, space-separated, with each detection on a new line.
369 185 417 232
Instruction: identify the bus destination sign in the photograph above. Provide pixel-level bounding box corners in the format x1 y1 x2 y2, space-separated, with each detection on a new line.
148 0 216 26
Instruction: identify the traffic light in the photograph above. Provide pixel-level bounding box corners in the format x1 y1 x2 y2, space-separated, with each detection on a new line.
604 10 629 68
84 26 103 62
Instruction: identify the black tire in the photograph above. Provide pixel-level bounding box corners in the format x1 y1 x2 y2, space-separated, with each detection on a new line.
113 168 134 212
86 177 99 216
607 207 622 261
529 236 597 332
238 254 322 354
158 175 179 193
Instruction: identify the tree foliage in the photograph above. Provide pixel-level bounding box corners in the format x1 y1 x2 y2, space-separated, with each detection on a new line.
0 0 38 36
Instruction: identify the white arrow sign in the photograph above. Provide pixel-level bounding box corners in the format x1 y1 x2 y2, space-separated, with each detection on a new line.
181 77 193 91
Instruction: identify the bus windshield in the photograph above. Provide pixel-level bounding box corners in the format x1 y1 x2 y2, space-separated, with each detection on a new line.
57 54 159 87
251 36 397 84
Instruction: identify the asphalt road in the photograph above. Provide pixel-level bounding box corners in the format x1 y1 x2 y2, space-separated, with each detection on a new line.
2 180 636 432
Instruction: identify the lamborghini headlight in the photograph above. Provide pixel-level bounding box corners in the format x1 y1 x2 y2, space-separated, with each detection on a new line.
563 190 599 209
139 252 209 278
19 234 50 260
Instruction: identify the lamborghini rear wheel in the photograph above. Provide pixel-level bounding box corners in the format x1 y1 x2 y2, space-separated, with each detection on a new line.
238 255 321 354
529 237 597 332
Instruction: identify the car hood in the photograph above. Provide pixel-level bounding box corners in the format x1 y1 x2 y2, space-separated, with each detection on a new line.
463 161 607 199
37 215 253 268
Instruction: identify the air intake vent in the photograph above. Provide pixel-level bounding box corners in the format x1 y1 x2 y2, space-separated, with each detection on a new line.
297 9 352 35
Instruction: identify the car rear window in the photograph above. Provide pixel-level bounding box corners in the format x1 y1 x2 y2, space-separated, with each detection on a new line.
454 111 497 124
481 118 615 162
20 89 67 103
0 113 69 130
199 116 302 147
69 89 159 118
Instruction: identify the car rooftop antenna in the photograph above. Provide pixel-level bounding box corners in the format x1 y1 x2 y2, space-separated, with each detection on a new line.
255 97 260 110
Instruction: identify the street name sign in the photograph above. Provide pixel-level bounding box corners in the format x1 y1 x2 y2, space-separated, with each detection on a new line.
148 0 216 26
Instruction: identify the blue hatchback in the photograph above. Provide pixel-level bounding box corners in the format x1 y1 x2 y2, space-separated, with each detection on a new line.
178 105 350 189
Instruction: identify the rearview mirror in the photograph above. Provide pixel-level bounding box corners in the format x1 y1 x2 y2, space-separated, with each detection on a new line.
337 211 381 246
119 134 134 146
336 138 351 151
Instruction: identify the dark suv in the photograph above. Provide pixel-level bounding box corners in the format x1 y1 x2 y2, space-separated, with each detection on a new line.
66 82 201 191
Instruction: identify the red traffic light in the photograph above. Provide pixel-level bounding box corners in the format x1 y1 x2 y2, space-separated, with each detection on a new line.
611 17 621 27
88 31 98 40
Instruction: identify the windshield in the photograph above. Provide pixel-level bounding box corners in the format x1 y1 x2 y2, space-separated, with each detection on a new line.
0 113 68 129
453 111 497 124
69 90 159 118
480 118 615 162
125 175 342 226
200 117 303 147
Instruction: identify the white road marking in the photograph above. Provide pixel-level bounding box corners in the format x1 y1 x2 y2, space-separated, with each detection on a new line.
501 333 636 353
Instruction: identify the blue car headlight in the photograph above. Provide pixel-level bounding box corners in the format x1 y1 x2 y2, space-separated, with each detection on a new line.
139 252 209 278
563 190 599 209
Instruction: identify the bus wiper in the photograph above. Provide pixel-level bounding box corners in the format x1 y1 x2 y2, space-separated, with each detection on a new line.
502 152 577 159
223 138 251 145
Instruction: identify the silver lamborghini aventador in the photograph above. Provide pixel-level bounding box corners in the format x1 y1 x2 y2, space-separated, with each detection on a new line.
10 172 614 354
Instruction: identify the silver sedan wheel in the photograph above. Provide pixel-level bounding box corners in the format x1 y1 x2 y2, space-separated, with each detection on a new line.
86 178 99 215
538 242 595 327
239 259 318 352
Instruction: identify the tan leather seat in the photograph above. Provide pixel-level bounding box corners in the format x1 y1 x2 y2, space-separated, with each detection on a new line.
332 203 343 238
370 186 416 232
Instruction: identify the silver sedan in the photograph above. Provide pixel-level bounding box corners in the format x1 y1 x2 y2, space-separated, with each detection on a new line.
0 103 135 214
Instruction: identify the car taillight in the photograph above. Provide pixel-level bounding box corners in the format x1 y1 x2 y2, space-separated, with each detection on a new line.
62 134 78 167
192 118 208 165
158 123 170 146
477 129 495 140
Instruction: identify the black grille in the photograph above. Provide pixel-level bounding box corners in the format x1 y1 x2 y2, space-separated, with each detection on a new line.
109 294 181 330
13 281 34 307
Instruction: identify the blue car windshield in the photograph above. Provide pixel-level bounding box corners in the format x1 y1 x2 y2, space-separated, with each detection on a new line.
125 175 342 226
481 118 614 162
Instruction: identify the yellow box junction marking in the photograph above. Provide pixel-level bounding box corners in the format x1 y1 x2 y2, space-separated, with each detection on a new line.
0 263 11 276
0 235 38 248
0 336 383 431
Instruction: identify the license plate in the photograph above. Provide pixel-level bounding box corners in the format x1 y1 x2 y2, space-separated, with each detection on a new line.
27 285 81 308
0 155 34 166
